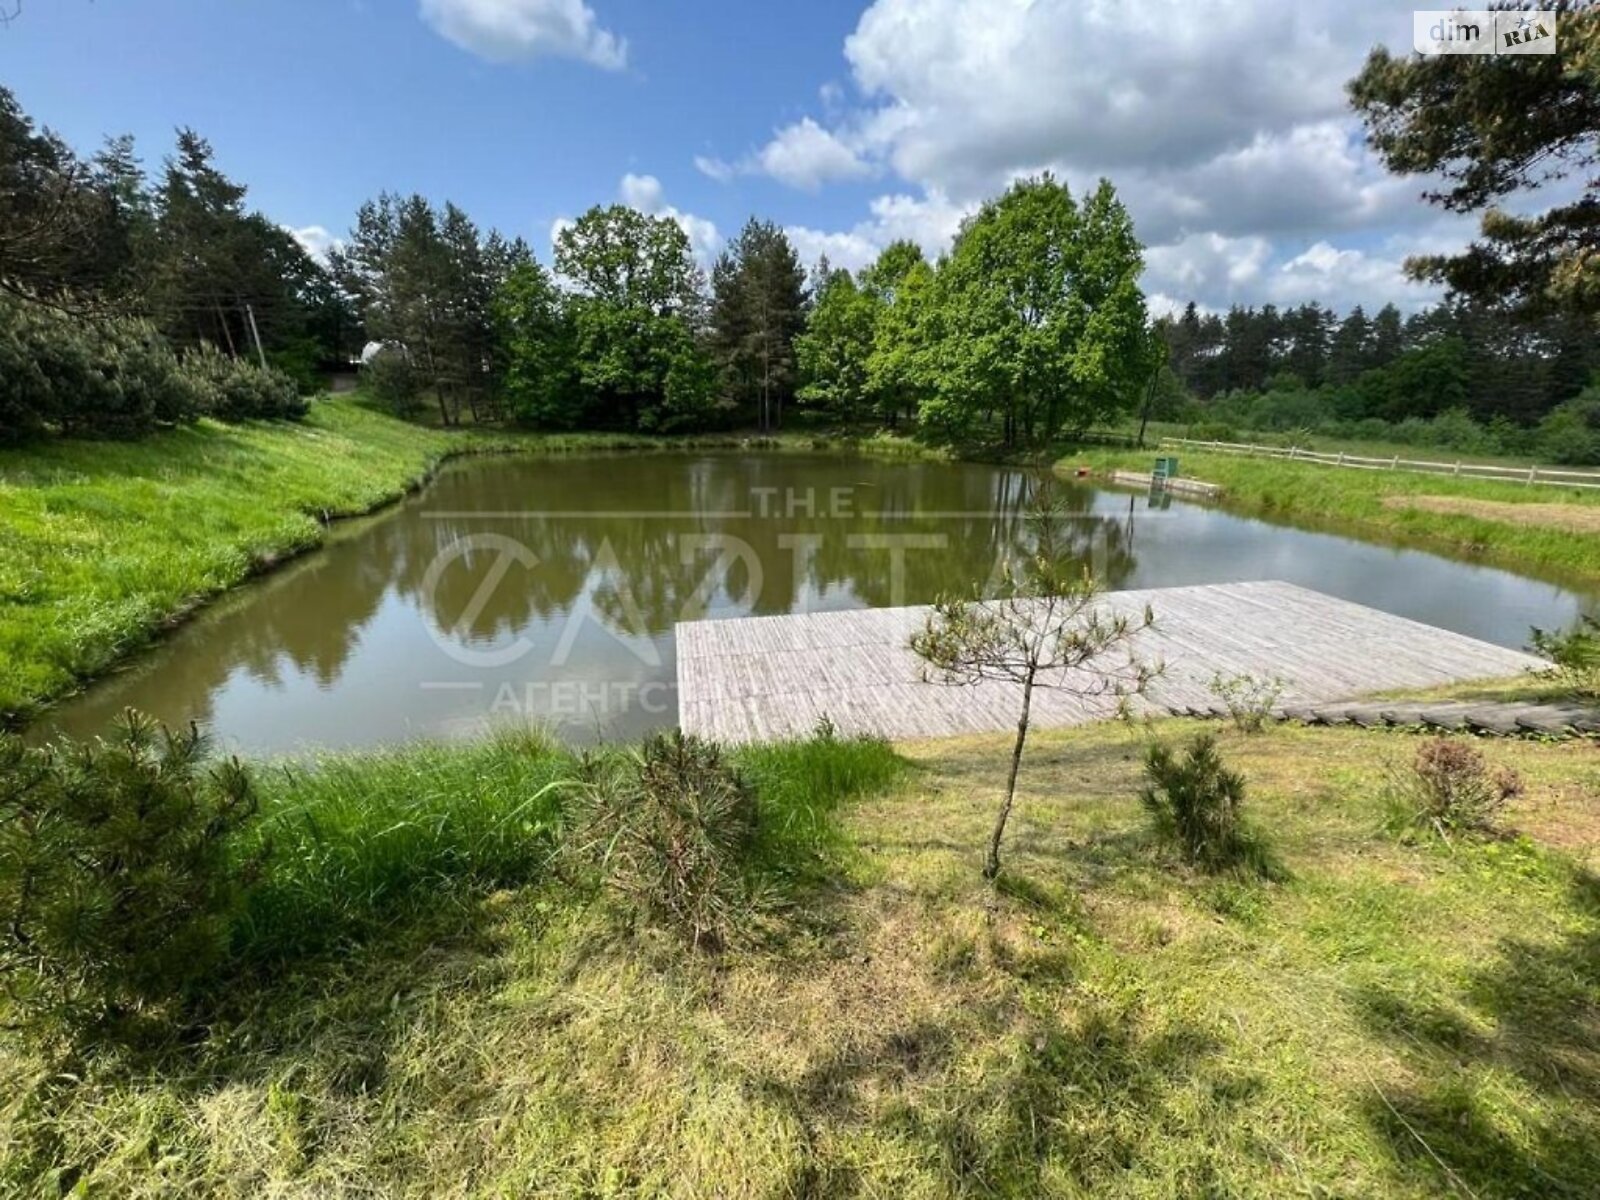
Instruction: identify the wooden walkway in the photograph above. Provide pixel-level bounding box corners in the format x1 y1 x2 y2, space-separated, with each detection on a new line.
676 581 1547 745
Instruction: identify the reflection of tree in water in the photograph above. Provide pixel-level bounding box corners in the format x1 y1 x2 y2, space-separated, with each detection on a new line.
52 454 1143 740
402 456 1140 639
47 518 403 736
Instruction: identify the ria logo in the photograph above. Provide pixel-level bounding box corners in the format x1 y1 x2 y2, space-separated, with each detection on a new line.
1502 12 1554 51
1413 10 1557 56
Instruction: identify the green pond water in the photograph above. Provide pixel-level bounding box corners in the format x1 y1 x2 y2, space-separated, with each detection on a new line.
40 453 1599 753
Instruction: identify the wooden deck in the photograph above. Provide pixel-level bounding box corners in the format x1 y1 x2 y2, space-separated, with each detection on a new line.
675 581 1545 745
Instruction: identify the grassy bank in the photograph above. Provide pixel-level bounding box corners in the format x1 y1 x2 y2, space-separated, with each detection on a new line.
0 399 474 725
1061 445 1600 583
2 718 1594 1196
0 399 957 726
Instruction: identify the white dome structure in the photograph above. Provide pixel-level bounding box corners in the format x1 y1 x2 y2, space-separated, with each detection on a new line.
359 340 408 367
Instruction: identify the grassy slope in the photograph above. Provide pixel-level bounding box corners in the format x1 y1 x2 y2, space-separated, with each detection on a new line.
0 402 939 726
0 399 473 724
1060 446 1600 583
4 720 1594 1197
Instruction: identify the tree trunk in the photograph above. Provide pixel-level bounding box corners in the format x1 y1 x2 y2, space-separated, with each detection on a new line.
985 668 1036 880
214 302 238 357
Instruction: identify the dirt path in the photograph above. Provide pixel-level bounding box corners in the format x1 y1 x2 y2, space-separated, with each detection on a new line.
1384 493 1600 535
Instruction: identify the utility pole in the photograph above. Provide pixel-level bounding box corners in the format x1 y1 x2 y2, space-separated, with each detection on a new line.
245 303 269 370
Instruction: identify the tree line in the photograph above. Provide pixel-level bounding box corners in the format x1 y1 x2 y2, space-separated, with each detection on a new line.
1156 300 1600 463
0 82 1155 447
0 86 353 440
7 2 1597 456
341 174 1153 445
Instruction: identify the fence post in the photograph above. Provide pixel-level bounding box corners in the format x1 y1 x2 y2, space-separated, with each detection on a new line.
1453 461 1461 476
1528 466 1538 486
1337 452 1346 467
1289 445 1299 460
1390 455 1399 470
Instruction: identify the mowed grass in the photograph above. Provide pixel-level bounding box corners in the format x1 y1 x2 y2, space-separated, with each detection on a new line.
1059 446 1600 583
4 719 1594 1197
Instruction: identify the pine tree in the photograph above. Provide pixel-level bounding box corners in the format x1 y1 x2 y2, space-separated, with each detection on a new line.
709 218 807 431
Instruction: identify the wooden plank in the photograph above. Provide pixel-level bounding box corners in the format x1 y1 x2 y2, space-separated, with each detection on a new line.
675 581 1546 745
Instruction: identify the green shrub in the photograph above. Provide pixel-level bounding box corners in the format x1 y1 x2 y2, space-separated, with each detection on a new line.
0 711 259 1044
1208 672 1284 733
1140 734 1255 872
1392 737 1521 838
0 294 198 442
178 342 308 422
1536 391 1600 465
1531 616 1600 699
363 349 425 417
567 731 759 950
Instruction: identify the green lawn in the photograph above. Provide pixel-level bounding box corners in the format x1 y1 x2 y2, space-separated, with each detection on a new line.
0 399 477 725
2 719 1594 1197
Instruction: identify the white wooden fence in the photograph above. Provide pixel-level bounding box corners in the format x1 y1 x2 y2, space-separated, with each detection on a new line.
1158 436 1600 491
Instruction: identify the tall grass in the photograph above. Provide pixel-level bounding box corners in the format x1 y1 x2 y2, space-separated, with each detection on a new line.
0 399 464 724
735 729 907 886
234 729 573 964
228 727 905 965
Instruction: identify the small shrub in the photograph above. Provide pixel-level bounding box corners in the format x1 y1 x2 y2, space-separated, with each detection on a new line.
1536 391 1600 466
1140 734 1254 872
1395 737 1522 838
363 349 425 417
1530 616 1600 699
1208 672 1284 733
567 731 758 950
0 711 259 1044
179 342 308 422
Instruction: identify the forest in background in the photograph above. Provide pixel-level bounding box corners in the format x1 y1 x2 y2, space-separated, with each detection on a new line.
5 4 1600 460
1152 300 1600 463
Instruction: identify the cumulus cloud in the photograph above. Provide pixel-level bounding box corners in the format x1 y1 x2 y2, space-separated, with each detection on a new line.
1144 231 1441 312
617 173 722 267
285 224 342 264
735 0 1459 311
755 119 872 191
696 118 873 191
786 188 969 273
419 0 626 69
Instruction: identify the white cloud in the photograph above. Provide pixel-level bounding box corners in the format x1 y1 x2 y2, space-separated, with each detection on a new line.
617 173 722 267
693 154 736 184
1144 231 1440 313
419 0 626 69
733 0 1466 311
618 172 664 212
285 224 342 264
784 227 879 275
696 118 873 191
786 188 969 274
755 119 872 191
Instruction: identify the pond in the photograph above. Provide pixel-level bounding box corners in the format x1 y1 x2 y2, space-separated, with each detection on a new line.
40 453 1599 753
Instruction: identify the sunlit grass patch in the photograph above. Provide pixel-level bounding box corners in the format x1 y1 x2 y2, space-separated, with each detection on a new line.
2 719 1597 1196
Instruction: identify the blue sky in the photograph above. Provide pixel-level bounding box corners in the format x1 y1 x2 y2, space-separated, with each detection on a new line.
2 0 1478 313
